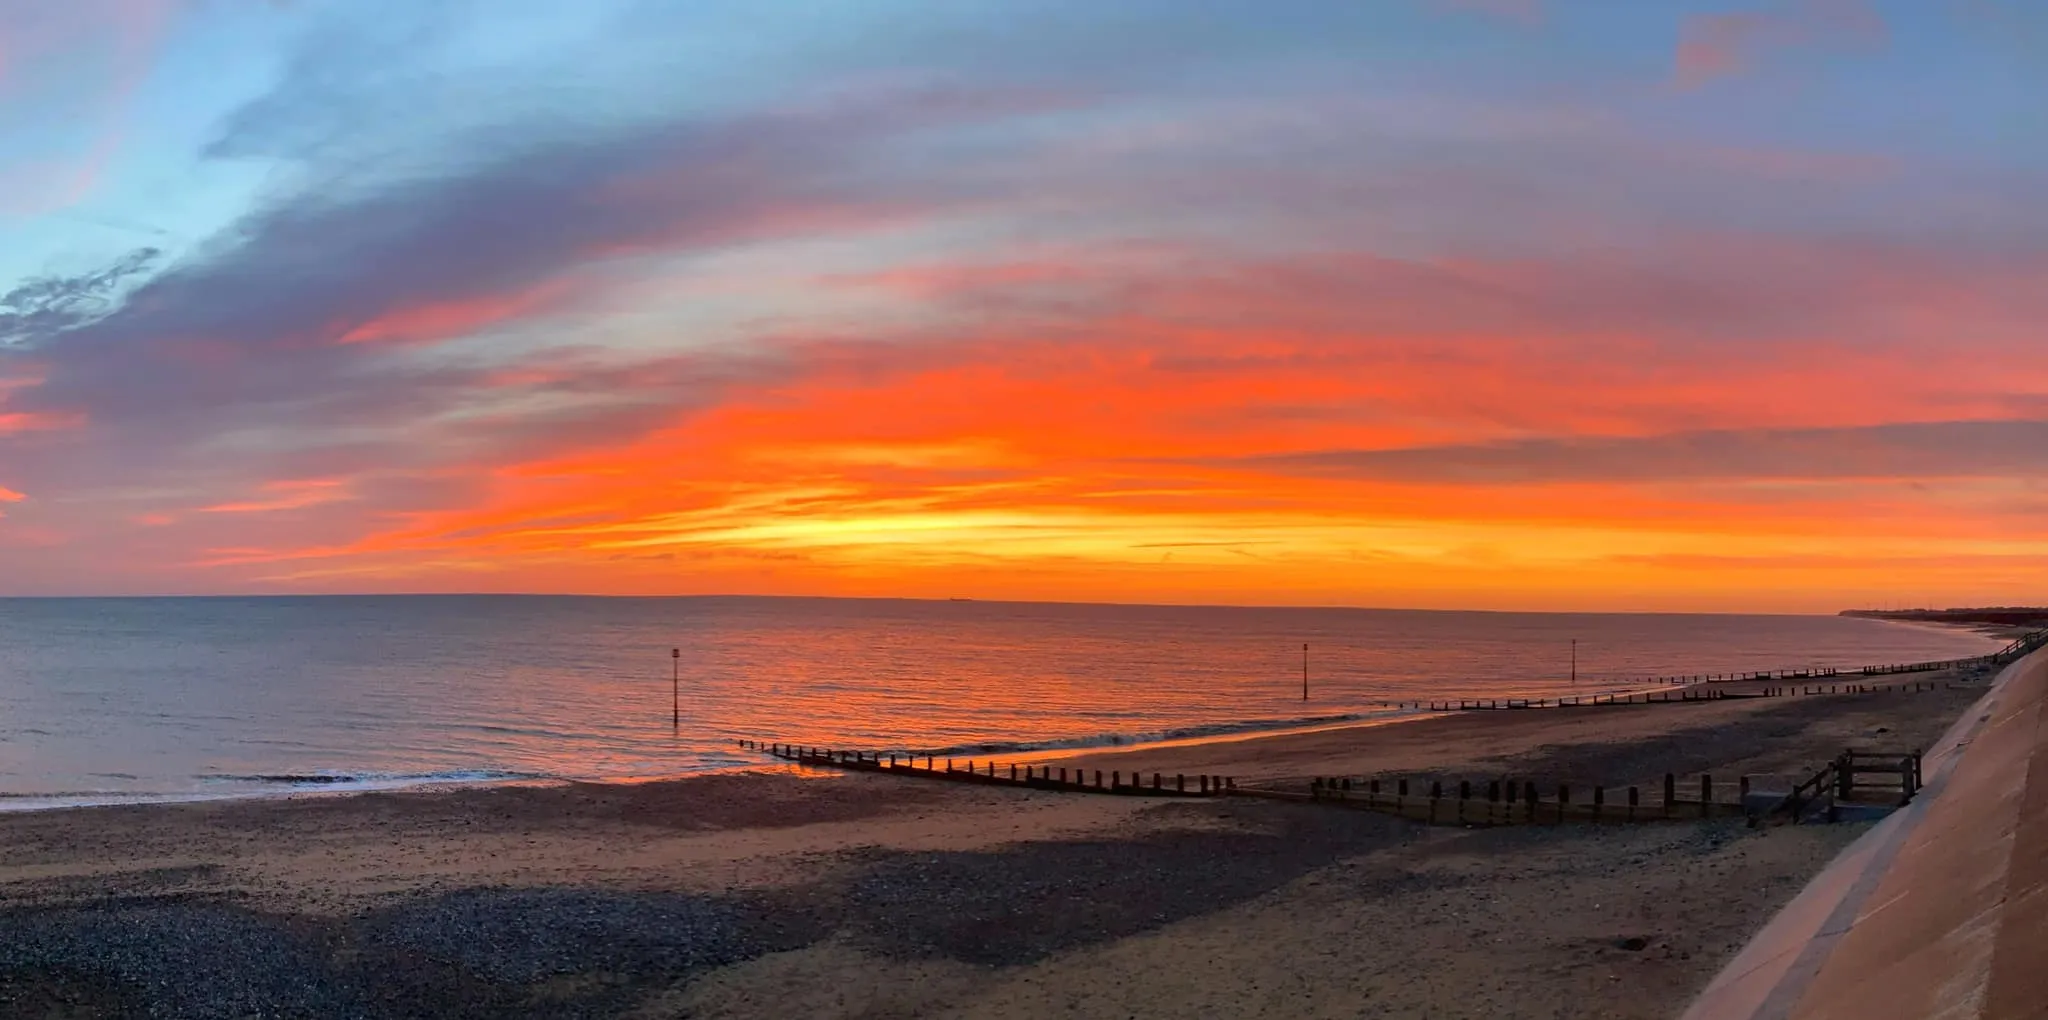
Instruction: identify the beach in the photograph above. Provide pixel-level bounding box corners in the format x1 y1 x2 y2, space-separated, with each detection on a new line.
0 659 1998 1019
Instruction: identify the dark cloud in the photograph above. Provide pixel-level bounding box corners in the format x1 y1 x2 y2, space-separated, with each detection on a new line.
0 248 159 348
0 74 1056 486
1236 420 2048 485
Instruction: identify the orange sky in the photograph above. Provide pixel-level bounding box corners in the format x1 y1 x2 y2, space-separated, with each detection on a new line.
2 1 2045 609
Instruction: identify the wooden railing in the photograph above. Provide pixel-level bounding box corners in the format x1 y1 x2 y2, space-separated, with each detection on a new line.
1767 747 1923 823
1992 629 2048 664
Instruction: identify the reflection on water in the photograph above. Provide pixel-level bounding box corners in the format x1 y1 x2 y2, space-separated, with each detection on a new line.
0 595 2003 803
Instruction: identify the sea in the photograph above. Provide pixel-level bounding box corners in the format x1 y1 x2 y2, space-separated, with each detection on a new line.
0 595 2005 809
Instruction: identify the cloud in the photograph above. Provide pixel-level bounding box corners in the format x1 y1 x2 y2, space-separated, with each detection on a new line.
4 1 2045 604
0 247 160 347
1238 420 2048 486
1675 0 1887 88
2 77 1067 472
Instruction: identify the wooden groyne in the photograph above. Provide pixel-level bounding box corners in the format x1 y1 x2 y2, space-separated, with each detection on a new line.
737 740 1235 797
1384 678 1960 713
1272 747 1925 828
1471 642 2030 697
734 737 1924 830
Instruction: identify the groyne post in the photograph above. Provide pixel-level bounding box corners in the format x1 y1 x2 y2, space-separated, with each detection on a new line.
1593 785 1604 822
1628 786 1639 821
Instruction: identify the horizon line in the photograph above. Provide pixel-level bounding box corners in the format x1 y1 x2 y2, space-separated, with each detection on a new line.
0 590 1919 617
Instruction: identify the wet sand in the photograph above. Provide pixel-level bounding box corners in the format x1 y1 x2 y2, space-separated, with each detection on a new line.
0 662 1994 1019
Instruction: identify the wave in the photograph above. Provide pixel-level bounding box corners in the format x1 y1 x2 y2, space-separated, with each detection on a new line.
198 769 545 787
905 708 1418 758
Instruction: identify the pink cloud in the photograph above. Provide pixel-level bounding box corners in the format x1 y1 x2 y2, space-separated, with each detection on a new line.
1675 0 1886 88
335 280 578 346
197 477 351 514
0 410 81 434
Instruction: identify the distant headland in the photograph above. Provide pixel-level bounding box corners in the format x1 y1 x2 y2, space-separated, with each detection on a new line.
1842 607 2048 628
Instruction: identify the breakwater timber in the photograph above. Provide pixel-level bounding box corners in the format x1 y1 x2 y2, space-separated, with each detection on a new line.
1269 746 1924 828
738 740 1236 796
1400 678 1962 712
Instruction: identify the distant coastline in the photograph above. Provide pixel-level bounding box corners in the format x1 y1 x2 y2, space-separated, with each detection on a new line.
1840 607 2048 630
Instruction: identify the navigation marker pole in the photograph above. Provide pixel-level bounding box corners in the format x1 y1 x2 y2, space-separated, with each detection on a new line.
671 647 681 728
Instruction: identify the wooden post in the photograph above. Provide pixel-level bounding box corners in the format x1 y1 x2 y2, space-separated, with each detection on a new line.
1429 781 1441 824
1458 780 1471 824
1523 781 1537 823
1592 786 1604 822
1664 773 1676 817
1202 775 1211 794
1153 773 1162 790
1558 784 1570 824
1059 768 1068 784
1628 786 1639 822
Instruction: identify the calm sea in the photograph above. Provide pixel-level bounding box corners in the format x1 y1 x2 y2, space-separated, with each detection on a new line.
0 596 2003 808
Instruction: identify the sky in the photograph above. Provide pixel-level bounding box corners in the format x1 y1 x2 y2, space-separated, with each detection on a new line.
0 0 2044 610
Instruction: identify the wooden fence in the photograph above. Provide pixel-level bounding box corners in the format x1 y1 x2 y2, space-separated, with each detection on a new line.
739 740 1235 797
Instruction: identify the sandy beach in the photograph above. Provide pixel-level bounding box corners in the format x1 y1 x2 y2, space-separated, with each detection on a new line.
0 662 1996 1019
